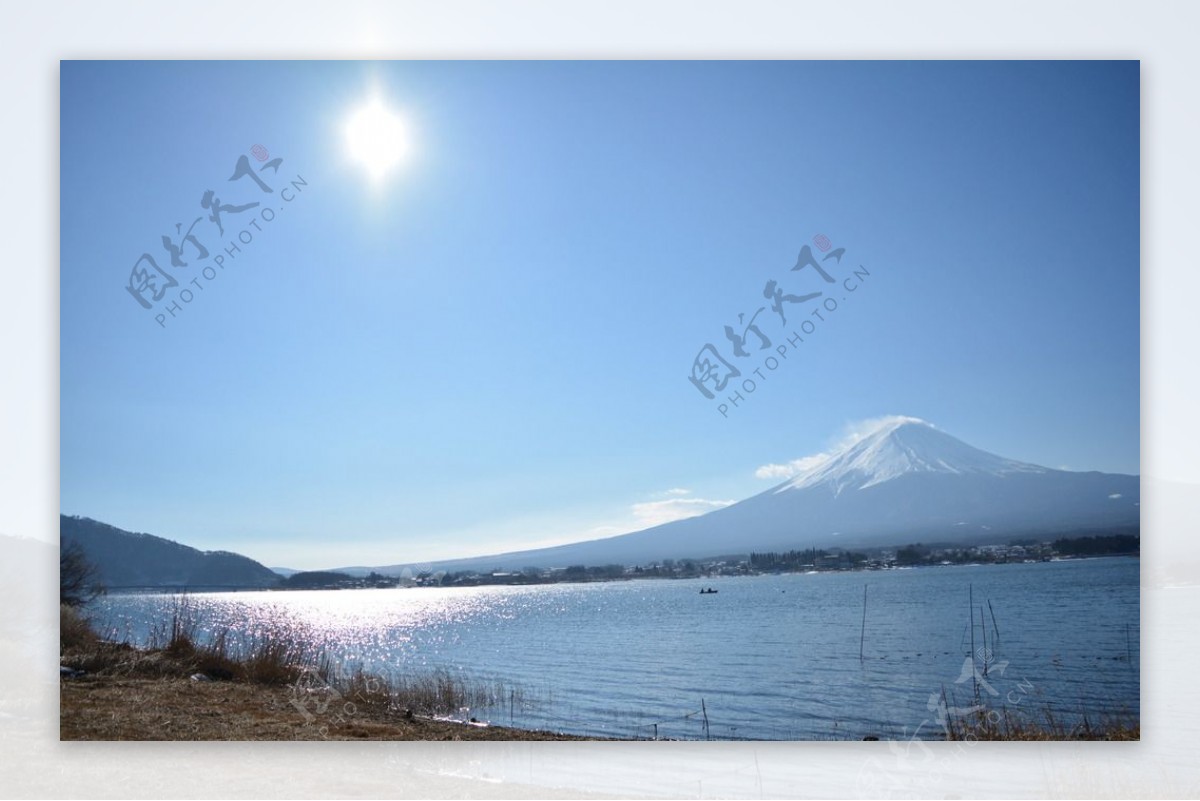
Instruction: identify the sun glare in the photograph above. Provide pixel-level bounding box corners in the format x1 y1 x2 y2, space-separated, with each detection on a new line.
344 97 410 183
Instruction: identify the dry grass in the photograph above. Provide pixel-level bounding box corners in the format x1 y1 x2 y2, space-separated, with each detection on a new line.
59 677 595 741
60 601 583 741
362 667 516 715
939 687 1139 741
946 707 1139 741
59 605 100 652
140 599 318 685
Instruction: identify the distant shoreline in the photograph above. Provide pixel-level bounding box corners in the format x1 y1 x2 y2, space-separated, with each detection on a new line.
98 552 1141 596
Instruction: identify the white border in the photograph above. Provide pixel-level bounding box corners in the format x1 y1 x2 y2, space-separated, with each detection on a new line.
5 1 1198 797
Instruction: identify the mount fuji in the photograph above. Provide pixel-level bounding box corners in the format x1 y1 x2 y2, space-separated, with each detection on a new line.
388 417 1140 573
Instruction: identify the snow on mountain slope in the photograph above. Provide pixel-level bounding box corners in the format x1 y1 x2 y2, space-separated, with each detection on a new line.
383 417 1139 573
778 417 1048 494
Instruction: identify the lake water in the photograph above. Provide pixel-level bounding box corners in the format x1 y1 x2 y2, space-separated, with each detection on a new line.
90 557 1139 740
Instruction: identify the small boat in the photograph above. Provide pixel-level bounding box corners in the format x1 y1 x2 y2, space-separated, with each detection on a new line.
699 588 718 594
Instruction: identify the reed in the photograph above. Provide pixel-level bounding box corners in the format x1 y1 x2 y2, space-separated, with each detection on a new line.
859 584 868 662
944 702 1139 741
62 600 519 718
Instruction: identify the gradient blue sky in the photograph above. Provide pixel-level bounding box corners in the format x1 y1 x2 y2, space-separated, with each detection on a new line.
60 60 1139 569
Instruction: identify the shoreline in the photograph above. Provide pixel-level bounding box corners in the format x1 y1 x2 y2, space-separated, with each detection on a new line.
58 561 1142 743
60 606 615 742
96 553 1142 596
60 601 1138 743
60 668 1138 742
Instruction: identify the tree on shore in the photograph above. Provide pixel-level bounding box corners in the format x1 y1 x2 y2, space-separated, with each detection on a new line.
60 540 104 607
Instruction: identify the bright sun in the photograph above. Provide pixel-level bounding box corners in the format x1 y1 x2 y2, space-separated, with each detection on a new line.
344 97 411 183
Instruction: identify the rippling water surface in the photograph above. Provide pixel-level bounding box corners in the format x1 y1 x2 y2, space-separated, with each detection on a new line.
92 557 1139 740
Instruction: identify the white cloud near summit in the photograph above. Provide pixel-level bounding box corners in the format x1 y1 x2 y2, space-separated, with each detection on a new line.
755 454 832 480
754 415 932 480
631 490 734 528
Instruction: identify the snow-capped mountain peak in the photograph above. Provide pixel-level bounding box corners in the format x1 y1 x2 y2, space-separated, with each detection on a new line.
384 416 1137 572
777 417 1048 494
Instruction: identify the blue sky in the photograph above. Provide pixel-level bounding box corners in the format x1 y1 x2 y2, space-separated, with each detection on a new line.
60 61 1139 569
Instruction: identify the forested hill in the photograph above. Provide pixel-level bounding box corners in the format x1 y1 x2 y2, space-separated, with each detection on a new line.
60 515 280 589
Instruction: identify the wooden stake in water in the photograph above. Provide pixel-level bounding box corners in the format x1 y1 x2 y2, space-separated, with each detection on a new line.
860 584 868 662
980 604 988 677
969 584 977 699
702 698 710 740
